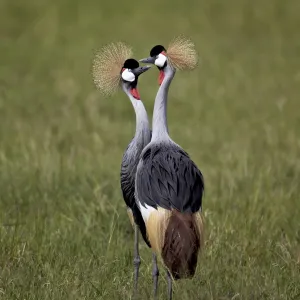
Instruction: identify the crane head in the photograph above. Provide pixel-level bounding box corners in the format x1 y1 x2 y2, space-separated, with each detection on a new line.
121 58 151 100
139 36 198 85
139 45 168 85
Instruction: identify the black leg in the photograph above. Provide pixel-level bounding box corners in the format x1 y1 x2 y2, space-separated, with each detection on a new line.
166 269 172 300
133 224 141 299
152 253 159 299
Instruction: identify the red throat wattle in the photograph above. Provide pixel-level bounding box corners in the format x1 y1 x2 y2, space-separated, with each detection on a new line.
159 70 165 85
130 88 141 100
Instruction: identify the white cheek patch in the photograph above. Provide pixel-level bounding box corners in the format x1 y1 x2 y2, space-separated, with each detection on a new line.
155 53 167 67
121 68 135 82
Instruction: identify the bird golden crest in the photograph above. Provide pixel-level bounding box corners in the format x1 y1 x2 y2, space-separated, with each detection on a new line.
92 42 133 96
166 36 198 71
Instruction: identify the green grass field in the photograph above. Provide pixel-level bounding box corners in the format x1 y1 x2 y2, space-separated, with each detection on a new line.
1 0 300 299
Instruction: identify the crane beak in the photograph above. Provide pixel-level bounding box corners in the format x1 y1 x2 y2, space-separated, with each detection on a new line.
139 57 156 64
132 65 151 76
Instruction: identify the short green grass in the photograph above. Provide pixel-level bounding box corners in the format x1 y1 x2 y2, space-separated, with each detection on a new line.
1 0 300 299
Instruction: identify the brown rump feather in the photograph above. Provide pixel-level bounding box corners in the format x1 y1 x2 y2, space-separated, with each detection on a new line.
162 210 202 280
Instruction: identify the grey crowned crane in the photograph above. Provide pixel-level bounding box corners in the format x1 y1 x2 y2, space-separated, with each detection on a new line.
135 37 204 299
92 42 152 298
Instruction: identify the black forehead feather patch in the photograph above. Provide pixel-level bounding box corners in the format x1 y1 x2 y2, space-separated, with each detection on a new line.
123 58 139 69
150 45 166 57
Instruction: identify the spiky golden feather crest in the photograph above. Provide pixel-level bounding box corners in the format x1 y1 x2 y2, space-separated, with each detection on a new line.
92 42 132 96
166 36 198 71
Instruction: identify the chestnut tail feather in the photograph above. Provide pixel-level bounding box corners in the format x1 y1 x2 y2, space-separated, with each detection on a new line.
161 210 201 280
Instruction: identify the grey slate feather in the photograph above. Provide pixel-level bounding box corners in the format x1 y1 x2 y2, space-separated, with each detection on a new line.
120 130 152 247
136 142 204 213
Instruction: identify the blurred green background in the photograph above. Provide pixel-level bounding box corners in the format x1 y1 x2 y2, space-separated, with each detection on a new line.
1 0 300 299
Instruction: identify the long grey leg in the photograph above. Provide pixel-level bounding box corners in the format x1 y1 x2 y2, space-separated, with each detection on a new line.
152 253 159 299
133 224 141 299
166 269 172 300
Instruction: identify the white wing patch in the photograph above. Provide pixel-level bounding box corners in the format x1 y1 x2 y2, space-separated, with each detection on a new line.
155 53 167 68
121 68 135 82
138 202 156 222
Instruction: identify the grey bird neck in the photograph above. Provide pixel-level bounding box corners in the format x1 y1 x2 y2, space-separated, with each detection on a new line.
151 63 176 142
122 84 151 148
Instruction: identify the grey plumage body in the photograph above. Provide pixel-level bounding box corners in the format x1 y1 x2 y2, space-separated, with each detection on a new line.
120 82 151 236
136 59 204 215
135 142 203 213
120 131 152 247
